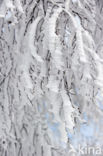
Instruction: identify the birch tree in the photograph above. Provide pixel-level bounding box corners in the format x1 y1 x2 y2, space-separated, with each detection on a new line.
0 0 103 155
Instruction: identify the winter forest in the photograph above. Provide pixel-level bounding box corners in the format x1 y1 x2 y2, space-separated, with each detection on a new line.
0 0 103 155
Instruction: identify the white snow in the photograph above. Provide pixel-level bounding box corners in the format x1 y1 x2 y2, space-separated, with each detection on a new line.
28 16 43 62
72 0 78 3
5 10 12 20
75 15 81 27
